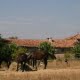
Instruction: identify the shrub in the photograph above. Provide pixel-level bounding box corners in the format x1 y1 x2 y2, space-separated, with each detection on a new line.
72 44 80 59
64 52 71 60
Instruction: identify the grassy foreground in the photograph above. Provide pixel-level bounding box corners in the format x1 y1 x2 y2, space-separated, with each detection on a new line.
0 59 80 80
0 69 80 80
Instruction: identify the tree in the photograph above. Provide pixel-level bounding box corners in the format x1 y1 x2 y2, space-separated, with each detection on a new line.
9 36 18 39
0 34 9 58
0 35 18 68
12 47 27 59
39 42 55 55
8 43 18 59
72 44 80 59
0 43 18 61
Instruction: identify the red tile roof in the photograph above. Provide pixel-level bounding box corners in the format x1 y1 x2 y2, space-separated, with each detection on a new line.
7 38 77 48
7 39 48 47
66 33 80 40
6 33 80 48
52 39 77 48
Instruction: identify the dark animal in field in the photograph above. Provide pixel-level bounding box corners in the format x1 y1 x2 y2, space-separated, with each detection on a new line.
0 56 12 69
16 53 31 72
29 50 56 70
65 58 69 66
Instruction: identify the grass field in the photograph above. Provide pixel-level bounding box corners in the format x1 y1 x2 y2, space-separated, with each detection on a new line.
0 60 80 80
0 69 80 80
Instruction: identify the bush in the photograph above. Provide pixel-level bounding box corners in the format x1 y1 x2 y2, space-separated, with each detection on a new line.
12 47 27 59
64 52 71 60
72 44 80 59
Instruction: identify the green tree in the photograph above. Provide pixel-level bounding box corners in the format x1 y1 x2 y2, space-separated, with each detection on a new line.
72 44 80 59
38 42 56 60
39 42 55 55
0 43 18 60
8 43 18 59
9 36 18 39
0 34 18 60
0 34 9 58
12 47 27 59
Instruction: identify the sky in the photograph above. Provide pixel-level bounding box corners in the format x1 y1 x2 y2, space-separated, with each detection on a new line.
0 0 80 39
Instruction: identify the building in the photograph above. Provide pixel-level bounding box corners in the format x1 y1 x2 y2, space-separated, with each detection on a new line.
7 33 80 53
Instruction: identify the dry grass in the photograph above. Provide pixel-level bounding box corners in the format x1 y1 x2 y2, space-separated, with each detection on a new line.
0 69 80 80
0 60 80 80
47 59 80 69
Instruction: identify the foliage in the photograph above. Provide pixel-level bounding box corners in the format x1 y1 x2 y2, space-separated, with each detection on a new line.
0 34 16 59
12 47 27 58
39 42 55 54
8 43 18 59
0 43 18 60
72 44 80 59
0 42 27 60
64 52 71 60
0 35 9 58
9 36 18 39
0 34 27 60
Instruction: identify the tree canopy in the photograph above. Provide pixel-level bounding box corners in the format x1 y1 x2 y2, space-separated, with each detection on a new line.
72 44 80 59
39 42 55 54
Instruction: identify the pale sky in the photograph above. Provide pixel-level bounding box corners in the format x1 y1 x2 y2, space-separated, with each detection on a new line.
0 0 80 39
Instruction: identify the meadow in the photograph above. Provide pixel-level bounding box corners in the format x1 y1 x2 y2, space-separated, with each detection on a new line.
0 59 80 80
